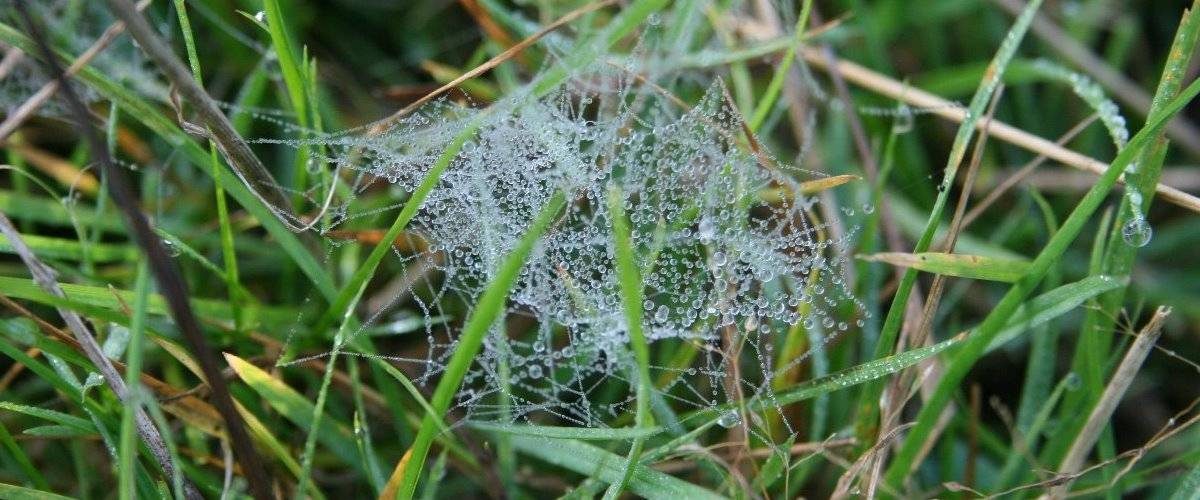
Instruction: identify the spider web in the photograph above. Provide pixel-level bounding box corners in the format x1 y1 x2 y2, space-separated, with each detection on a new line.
270 54 872 440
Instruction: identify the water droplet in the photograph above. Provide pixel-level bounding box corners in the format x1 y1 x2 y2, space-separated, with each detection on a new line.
717 410 741 428
712 251 727 266
162 239 181 257
528 365 543 379
893 104 914 133
1121 217 1152 247
654 305 669 323
697 217 715 244
862 203 875 214
254 11 266 23
1065 372 1081 391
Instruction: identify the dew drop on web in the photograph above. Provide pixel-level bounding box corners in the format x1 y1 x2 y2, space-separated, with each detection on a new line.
717 410 742 428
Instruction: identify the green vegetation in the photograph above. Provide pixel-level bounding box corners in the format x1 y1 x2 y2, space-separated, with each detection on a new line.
1 0 1199 498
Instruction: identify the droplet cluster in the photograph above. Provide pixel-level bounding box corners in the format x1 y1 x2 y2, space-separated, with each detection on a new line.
307 63 865 428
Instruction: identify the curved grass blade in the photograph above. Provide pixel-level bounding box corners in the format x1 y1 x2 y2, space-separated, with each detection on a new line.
395 191 567 499
882 65 1200 491
507 435 725 500
603 184 655 499
0 483 74 500
854 0 1046 445
223 353 365 474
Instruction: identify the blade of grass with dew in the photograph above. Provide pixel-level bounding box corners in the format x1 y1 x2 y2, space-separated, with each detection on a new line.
0 23 337 300
172 0 245 337
882 72 1200 490
853 0 1045 445
508 434 726 500
117 263 149 500
470 422 663 440
394 191 566 498
0 402 93 431
1046 0 1200 476
857 252 1032 282
603 184 655 499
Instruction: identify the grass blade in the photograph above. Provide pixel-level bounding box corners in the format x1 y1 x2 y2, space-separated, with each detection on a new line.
602 184 655 499
858 252 1031 282
882 68 1200 490
507 435 725 500
395 191 567 498
854 0 1046 445
471 422 663 440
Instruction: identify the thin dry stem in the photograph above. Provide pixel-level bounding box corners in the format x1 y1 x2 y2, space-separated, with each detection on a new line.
1045 305 1171 498
798 47 1200 215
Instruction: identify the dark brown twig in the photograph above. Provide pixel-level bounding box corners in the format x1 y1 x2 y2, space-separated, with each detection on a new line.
13 3 274 498
101 0 301 231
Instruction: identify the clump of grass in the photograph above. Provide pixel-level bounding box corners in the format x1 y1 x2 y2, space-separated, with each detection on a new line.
1 0 1199 499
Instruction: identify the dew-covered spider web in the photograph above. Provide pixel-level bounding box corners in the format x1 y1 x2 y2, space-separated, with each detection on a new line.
264 54 874 439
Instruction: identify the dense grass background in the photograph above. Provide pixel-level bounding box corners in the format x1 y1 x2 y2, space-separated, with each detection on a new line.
1 0 1199 498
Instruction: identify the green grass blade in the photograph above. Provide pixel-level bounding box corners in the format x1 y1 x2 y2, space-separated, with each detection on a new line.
0 402 93 431
470 422 663 440
882 70 1200 490
983 274 1125 351
854 0 1046 445
507 435 726 500
395 191 566 498
117 263 149 500
223 353 365 474
0 482 74 500
1170 463 1200 500
857 252 1032 282
603 184 655 499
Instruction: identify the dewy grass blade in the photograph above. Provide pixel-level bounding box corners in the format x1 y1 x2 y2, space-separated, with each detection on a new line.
1052 0 1200 473
470 422 663 440
395 191 567 499
603 185 655 500
507 435 726 500
854 0 1046 445
882 73 1200 489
